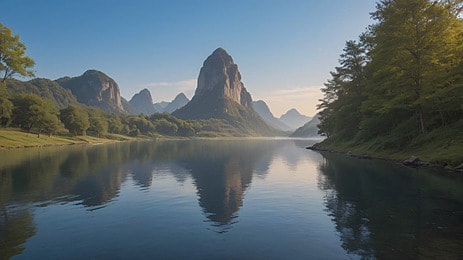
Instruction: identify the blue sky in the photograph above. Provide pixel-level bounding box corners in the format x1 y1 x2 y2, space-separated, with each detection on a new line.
3 0 376 116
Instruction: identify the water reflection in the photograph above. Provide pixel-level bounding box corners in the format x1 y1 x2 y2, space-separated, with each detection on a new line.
317 152 463 259
0 140 292 255
0 139 462 258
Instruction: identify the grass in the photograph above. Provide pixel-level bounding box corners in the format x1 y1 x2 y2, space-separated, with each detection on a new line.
315 123 463 167
0 128 133 148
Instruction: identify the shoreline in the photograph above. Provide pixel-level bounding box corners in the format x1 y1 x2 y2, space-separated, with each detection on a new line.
306 145 463 173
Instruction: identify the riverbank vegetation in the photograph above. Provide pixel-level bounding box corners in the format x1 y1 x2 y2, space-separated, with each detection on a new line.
316 0 463 166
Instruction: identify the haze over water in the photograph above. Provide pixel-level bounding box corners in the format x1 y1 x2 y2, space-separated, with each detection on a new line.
1 139 462 259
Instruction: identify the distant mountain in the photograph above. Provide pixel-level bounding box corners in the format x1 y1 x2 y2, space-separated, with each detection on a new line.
252 100 291 131
129 88 158 115
164 93 190 113
6 78 77 108
56 70 126 114
291 113 321 137
173 48 278 135
121 97 136 115
153 101 169 112
279 108 311 131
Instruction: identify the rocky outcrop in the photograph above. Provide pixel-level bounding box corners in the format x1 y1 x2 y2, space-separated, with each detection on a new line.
164 93 190 113
56 70 126 114
192 48 252 108
173 48 278 135
129 88 158 115
403 156 422 166
279 108 311 131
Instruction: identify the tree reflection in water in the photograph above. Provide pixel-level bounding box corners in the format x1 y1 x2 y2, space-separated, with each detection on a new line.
317 152 463 259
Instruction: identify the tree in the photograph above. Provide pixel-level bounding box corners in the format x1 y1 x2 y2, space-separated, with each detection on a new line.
367 0 463 134
154 119 178 135
0 96 13 126
108 115 123 134
0 23 35 84
318 40 368 139
318 0 463 149
60 105 90 135
11 94 62 136
88 116 108 137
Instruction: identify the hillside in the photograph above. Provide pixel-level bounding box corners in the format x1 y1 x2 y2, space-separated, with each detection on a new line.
6 78 77 108
291 114 321 137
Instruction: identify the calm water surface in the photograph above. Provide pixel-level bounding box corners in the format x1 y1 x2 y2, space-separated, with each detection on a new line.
0 139 462 259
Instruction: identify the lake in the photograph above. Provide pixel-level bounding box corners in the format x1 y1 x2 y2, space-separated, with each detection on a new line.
0 139 462 259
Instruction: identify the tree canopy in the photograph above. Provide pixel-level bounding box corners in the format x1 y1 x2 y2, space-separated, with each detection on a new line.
318 0 463 149
0 23 35 83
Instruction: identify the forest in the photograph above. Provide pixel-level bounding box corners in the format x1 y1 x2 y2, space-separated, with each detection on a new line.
317 0 463 165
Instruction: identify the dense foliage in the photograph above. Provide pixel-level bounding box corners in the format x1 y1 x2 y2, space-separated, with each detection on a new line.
0 92 251 138
318 0 463 151
6 78 77 108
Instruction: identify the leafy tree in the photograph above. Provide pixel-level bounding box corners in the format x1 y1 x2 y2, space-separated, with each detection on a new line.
108 115 123 134
88 116 108 137
11 93 62 136
60 105 90 135
0 95 13 126
154 119 178 135
86 108 108 137
318 0 463 149
0 23 35 84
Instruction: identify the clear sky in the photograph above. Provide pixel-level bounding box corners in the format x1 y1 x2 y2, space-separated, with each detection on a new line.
3 0 376 117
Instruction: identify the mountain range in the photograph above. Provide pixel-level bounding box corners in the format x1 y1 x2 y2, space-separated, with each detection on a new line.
5 47 317 136
252 100 291 131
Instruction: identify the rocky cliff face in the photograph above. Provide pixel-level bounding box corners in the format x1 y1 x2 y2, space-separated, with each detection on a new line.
173 48 278 136
129 88 158 115
56 70 126 114
194 48 252 108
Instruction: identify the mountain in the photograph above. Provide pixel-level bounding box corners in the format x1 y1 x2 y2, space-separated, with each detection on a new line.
56 70 126 114
252 100 291 131
164 93 190 113
6 78 77 108
121 97 136 115
153 101 169 112
173 48 277 135
129 88 158 115
291 113 321 137
279 108 311 131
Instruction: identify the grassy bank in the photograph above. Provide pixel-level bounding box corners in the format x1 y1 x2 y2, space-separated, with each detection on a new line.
0 128 134 148
313 125 463 167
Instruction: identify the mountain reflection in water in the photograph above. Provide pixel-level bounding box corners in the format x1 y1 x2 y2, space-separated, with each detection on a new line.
0 139 461 259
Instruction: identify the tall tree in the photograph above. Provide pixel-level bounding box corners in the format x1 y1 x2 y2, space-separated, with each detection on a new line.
366 0 463 133
0 23 35 84
318 40 368 139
